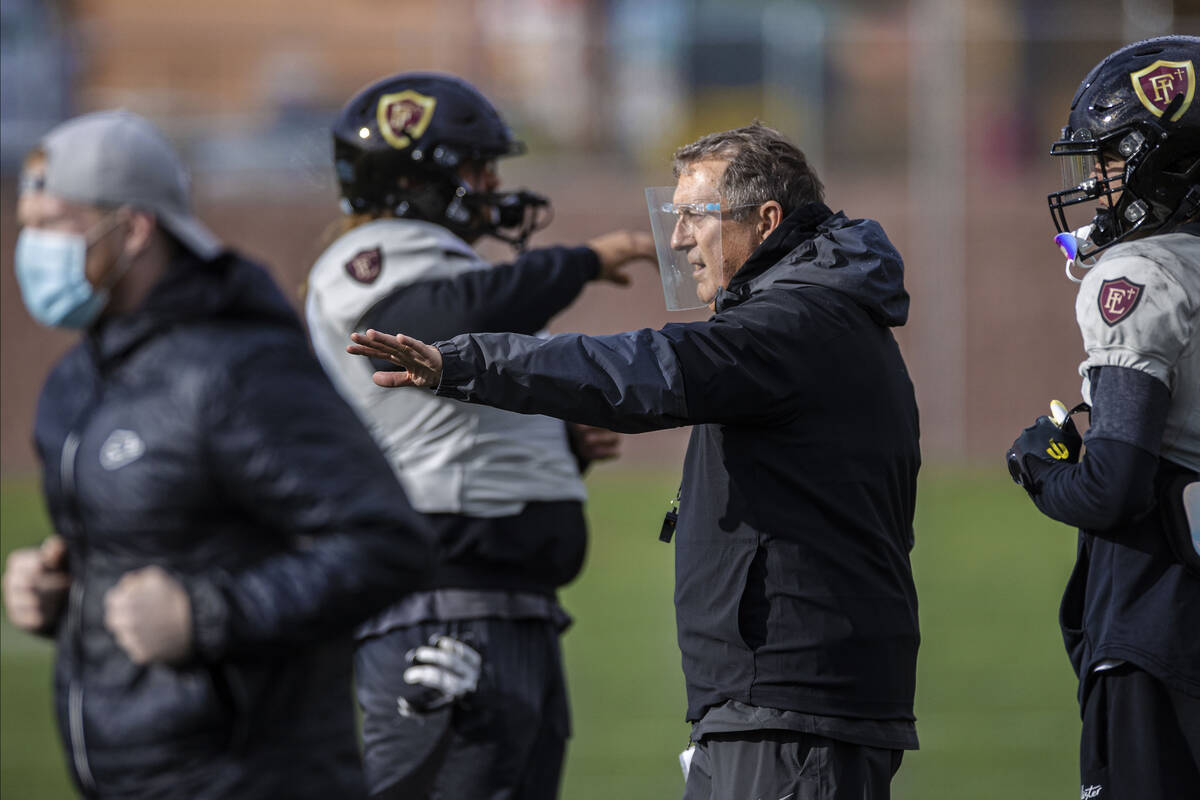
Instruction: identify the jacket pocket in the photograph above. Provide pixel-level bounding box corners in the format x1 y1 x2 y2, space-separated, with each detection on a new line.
737 545 769 651
675 536 760 694
1058 534 1091 678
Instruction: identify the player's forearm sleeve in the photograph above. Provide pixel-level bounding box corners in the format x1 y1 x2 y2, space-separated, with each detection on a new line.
360 246 599 343
1027 366 1169 531
1027 438 1158 531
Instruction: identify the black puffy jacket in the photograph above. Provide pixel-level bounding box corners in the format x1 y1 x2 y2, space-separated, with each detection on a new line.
33 252 436 798
435 204 921 724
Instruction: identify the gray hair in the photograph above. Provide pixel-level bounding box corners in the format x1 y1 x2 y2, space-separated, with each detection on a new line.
672 121 824 218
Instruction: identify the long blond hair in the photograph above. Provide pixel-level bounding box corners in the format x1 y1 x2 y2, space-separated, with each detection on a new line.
298 211 396 302
318 210 395 249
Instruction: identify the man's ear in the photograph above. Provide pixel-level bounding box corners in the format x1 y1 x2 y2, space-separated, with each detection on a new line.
123 209 157 257
757 201 784 242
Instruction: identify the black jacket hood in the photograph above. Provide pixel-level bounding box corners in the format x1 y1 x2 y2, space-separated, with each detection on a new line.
718 203 910 327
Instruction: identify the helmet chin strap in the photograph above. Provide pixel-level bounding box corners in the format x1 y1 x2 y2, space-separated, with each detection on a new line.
1063 257 1091 283
1160 183 1200 231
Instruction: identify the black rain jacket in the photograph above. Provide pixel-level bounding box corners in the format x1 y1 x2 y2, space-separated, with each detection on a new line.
433 204 922 723
33 252 436 799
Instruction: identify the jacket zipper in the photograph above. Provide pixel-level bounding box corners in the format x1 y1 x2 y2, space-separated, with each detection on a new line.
61 431 97 792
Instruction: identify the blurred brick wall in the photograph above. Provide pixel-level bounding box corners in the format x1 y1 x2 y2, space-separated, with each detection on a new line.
73 0 476 115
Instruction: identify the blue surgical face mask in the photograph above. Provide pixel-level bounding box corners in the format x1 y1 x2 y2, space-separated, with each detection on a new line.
14 217 123 329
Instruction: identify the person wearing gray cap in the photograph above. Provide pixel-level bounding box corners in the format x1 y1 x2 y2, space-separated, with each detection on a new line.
2 109 438 799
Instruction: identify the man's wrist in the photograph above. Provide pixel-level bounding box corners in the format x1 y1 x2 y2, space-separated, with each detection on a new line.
577 246 602 282
433 339 470 399
181 575 230 661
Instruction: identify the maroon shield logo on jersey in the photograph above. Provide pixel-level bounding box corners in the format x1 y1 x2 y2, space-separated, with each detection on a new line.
345 247 383 284
1097 277 1144 326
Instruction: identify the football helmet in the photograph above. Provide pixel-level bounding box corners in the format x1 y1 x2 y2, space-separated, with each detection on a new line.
1048 35 1200 263
332 72 550 249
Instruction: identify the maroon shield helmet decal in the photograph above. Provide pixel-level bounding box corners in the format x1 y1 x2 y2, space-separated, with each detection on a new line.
376 90 437 150
1097 277 1144 326
1130 59 1195 121
345 247 383 284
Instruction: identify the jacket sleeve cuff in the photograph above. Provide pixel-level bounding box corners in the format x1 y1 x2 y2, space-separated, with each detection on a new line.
434 338 474 400
575 246 602 282
183 575 231 662
1020 453 1058 494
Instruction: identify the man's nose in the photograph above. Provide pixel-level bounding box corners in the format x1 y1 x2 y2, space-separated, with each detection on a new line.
669 218 692 251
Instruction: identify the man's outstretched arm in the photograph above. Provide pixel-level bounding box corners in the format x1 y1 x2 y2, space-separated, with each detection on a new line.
348 294 818 433
348 326 691 433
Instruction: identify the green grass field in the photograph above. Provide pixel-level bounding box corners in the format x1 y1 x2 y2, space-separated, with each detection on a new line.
1 469 1081 798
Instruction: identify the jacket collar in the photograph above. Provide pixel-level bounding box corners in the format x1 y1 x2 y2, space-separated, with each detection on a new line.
85 252 300 370
713 202 834 312
85 255 205 367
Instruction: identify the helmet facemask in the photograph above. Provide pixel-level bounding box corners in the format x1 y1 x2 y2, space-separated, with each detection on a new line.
335 141 550 251
450 183 553 252
1049 90 1200 267
1048 126 1154 263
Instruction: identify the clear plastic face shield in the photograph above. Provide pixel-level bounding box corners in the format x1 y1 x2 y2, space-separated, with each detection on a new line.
645 186 729 311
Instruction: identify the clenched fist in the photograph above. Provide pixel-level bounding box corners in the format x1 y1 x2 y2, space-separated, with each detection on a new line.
104 566 193 665
2 535 71 634
568 423 622 464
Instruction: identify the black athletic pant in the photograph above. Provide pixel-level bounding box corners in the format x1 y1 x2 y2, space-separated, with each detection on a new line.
1080 664 1200 799
681 730 903 800
355 617 569 800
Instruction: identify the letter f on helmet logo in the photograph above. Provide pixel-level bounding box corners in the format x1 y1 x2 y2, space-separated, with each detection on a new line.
1046 440 1071 460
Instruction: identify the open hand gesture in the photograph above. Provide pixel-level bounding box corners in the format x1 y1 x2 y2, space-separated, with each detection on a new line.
348 329 444 389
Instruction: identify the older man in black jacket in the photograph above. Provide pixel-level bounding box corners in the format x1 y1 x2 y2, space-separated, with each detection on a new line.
2 110 437 799
349 122 921 800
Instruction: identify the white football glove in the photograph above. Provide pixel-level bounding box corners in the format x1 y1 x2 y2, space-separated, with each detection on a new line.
397 634 482 717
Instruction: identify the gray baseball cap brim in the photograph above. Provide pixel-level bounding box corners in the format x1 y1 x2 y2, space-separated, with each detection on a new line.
40 110 223 261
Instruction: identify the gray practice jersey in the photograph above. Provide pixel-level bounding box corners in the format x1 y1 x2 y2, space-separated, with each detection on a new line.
1076 230 1200 470
306 218 586 516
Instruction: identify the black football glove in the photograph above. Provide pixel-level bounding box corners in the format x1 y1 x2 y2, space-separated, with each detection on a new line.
1006 401 1084 495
